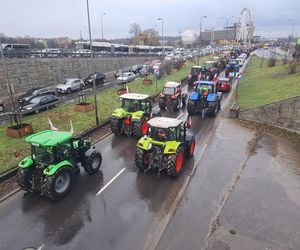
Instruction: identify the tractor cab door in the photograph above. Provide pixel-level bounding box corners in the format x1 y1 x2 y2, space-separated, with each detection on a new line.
55 141 76 164
141 99 151 113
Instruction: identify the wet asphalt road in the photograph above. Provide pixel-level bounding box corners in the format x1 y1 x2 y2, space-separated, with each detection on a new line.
0 76 235 250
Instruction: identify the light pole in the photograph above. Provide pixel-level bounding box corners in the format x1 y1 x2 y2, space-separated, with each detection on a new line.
198 15 207 65
86 0 99 125
210 28 215 45
100 13 106 40
288 19 296 56
157 18 164 59
0 38 16 112
221 16 234 44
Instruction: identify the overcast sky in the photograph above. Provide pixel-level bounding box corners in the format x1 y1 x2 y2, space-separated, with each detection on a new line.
1 0 299 39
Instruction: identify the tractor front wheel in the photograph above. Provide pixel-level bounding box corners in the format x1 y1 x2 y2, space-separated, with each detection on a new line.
135 148 149 171
17 168 33 191
84 151 102 174
166 147 184 178
44 166 74 200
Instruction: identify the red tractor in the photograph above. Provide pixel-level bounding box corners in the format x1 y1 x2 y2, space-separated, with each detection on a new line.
216 77 231 92
159 81 187 112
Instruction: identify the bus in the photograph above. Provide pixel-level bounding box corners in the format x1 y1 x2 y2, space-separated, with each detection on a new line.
1 44 31 58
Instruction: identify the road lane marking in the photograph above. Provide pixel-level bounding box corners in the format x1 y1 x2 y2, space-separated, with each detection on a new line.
96 168 126 196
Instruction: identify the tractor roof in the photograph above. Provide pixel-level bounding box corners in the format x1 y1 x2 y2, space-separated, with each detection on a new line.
196 80 215 85
25 130 73 147
120 93 149 100
192 65 204 69
164 81 180 88
148 117 182 128
218 77 230 82
205 60 214 63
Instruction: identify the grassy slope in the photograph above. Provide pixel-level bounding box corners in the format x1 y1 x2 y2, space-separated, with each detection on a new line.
0 60 202 174
237 56 300 109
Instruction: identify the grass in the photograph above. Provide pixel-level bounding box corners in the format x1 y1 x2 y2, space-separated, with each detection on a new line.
237 56 300 109
0 60 203 174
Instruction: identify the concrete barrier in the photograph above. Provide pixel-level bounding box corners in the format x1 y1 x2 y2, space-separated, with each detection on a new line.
239 96 300 133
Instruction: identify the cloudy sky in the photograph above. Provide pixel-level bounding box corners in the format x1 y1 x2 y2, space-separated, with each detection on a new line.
1 0 299 39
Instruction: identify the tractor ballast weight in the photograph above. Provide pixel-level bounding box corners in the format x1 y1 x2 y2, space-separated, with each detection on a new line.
187 81 222 117
17 130 102 200
159 81 187 111
110 93 153 137
135 117 195 177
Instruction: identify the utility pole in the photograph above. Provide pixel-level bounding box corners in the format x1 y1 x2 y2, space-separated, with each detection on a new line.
198 15 207 65
86 0 99 125
100 13 106 40
157 18 164 60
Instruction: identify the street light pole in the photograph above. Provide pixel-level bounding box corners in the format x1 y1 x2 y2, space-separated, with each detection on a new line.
86 0 99 125
157 18 164 60
100 13 106 40
198 15 207 65
0 38 16 112
221 16 234 44
288 19 296 57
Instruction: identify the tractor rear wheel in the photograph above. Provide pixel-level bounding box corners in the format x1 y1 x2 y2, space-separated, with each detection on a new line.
171 100 178 112
84 151 102 174
187 101 196 115
44 166 74 200
132 116 149 137
135 148 149 171
166 147 184 178
110 118 121 135
159 99 166 110
186 138 196 158
17 168 33 191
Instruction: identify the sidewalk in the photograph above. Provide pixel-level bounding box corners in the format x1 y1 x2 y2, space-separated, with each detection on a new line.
156 118 300 250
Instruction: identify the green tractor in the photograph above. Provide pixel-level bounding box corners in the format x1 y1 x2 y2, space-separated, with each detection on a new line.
110 93 153 137
135 117 195 178
17 130 102 200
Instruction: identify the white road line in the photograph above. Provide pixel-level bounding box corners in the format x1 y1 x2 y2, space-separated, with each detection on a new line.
96 168 126 196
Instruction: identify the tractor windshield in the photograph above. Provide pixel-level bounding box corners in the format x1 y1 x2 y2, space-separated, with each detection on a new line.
122 98 141 112
197 84 213 94
163 87 175 95
149 126 177 141
31 145 56 165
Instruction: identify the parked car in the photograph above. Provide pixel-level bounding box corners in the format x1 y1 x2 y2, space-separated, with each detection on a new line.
17 87 55 106
84 72 106 86
0 100 4 113
56 78 84 94
139 65 151 76
20 94 59 114
117 72 136 84
114 68 130 79
130 64 143 74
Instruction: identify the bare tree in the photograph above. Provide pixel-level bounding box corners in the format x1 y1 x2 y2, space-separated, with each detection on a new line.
129 23 141 44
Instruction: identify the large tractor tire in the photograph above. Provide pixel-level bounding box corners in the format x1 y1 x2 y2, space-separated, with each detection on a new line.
44 166 74 200
210 102 218 117
84 151 102 175
132 116 149 137
187 101 196 115
171 100 179 112
166 147 184 178
110 118 122 135
135 147 149 171
186 138 196 158
17 168 33 191
159 99 166 110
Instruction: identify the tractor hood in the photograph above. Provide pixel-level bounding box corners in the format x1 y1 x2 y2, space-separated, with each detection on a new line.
189 92 200 101
137 136 181 154
111 108 144 120
207 93 217 102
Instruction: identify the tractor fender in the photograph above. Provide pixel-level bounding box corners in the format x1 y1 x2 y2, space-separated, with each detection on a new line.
131 110 145 121
136 137 153 151
111 108 127 119
189 92 200 101
84 148 99 158
43 160 76 176
207 93 218 102
163 141 181 154
18 156 34 169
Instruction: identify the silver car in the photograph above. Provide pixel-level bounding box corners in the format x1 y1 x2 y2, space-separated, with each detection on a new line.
56 78 84 94
117 72 136 84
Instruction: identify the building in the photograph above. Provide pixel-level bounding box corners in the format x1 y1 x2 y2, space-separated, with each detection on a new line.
200 25 237 44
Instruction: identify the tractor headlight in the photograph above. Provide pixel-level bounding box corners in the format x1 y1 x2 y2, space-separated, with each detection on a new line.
147 143 152 150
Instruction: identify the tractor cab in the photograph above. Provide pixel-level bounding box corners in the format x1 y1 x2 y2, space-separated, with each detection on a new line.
195 81 215 95
120 93 151 113
161 81 181 96
204 60 218 73
188 66 207 85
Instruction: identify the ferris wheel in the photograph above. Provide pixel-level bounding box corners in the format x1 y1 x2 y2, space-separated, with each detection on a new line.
236 8 255 42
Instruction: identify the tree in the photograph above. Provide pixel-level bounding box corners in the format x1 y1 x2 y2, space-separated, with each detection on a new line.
129 23 141 44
